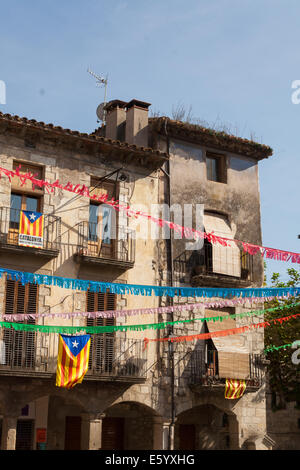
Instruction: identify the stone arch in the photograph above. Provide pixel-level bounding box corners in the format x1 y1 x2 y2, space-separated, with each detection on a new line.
101 400 162 450
46 392 87 450
242 438 256 450
175 392 237 418
175 403 239 450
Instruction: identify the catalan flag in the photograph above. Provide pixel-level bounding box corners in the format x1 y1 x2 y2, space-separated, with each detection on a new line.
225 379 246 399
18 210 44 248
56 334 91 389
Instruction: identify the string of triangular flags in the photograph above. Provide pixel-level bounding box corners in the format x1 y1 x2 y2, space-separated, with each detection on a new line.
1 302 299 334
1 267 300 299
0 164 300 263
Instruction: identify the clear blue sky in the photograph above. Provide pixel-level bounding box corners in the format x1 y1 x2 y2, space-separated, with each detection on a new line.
1 0 299 284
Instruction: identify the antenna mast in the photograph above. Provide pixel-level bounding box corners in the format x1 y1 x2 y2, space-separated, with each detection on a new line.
87 68 108 124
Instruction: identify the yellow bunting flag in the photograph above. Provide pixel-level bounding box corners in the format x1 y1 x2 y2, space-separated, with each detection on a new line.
225 379 246 399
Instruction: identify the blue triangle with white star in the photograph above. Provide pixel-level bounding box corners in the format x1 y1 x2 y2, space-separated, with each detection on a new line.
61 334 90 357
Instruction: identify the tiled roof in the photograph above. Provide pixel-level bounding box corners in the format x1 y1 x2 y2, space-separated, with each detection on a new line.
149 117 273 160
0 111 168 162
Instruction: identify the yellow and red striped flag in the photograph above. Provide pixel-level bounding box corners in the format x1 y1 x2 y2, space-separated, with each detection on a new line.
225 379 246 399
56 334 91 389
18 210 44 248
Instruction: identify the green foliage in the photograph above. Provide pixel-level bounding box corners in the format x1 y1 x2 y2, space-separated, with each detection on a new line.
264 268 300 410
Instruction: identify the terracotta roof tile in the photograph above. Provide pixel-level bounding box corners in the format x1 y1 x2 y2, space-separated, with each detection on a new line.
149 117 273 160
0 111 168 163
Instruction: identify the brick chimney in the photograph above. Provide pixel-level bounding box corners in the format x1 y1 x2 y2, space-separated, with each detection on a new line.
125 99 151 148
105 100 127 141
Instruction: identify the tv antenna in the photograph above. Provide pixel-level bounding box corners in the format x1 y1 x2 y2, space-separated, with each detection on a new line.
87 68 108 124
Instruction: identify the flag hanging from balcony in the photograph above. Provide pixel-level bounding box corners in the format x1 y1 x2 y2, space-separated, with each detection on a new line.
225 379 246 399
18 210 44 248
56 334 91 389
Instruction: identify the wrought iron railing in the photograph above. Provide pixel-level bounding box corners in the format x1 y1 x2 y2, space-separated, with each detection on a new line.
0 207 61 253
77 221 135 265
0 329 147 379
187 349 262 387
174 243 253 283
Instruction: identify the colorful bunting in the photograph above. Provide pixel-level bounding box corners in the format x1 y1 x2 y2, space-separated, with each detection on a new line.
2 295 294 321
143 312 300 348
0 165 300 264
1 309 299 336
1 267 300 299
264 342 296 353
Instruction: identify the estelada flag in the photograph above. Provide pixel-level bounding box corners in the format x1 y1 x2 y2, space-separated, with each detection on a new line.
18 210 44 248
56 334 91 389
225 379 246 399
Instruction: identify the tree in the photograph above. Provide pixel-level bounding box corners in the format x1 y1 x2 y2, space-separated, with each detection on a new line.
264 268 300 409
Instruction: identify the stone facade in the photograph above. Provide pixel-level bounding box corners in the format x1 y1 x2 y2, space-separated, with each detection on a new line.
0 102 280 450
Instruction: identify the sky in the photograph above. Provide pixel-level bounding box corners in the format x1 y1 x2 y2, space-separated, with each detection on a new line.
0 0 299 284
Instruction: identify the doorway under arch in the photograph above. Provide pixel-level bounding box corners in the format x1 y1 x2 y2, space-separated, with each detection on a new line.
175 404 239 450
102 401 161 450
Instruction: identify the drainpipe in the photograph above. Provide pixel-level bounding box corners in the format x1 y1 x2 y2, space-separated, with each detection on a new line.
163 117 175 451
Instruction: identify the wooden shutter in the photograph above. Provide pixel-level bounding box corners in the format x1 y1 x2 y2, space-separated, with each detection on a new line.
101 417 124 450
86 291 116 373
205 309 250 380
3 280 37 368
203 213 241 277
64 416 81 450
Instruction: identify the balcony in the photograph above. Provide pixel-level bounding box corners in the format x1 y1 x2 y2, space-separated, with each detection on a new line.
74 221 135 269
174 243 253 288
186 349 262 392
0 207 61 258
0 329 147 383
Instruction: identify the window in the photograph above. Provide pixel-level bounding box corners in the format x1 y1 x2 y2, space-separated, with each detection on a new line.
203 212 241 277
8 161 44 246
13 161 43 179
88 178 117 257
3 280 37 368
206 152 226 183
8 193 41 245
86 290 116 373
88 204 114 245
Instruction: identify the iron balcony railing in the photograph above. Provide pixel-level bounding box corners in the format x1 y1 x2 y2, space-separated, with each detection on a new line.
187 349 262 387
174 243 253 284
0 207 61 253
77 221 135 266
0 329 147 380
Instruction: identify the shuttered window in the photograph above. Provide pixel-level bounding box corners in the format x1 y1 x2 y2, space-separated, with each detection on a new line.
86 291 116 373
205 308 250 380
102 417 124 450
64 416 82 450
3 280 37 368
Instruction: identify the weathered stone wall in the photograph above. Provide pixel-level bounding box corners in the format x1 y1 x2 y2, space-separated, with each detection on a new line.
155 136 264 286
266 392 300 450
0 125 273 450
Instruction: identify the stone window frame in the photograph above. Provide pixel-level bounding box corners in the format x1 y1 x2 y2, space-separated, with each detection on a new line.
205 151 227 184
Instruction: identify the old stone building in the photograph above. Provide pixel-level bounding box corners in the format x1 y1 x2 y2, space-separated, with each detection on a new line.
0 99 278 450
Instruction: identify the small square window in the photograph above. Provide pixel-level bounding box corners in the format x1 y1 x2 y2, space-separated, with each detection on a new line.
206 153 226 183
